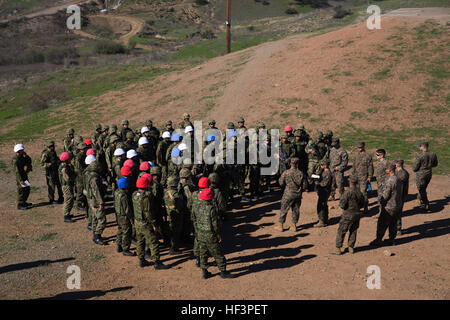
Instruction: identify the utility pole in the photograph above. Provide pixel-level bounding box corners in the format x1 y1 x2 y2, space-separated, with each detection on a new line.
226 0 231 54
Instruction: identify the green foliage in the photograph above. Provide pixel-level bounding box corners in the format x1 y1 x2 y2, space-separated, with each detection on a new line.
94 40 127 55
35 232 57 242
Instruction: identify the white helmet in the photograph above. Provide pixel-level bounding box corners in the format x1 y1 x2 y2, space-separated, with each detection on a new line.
14 144 24 153
113 148 125 157
141 126 150 134
85 155 97 165
127 149 138 159
148 161 154 167
184 126 193 133
178 143 188 151
162 131 171 139
138 137 149 146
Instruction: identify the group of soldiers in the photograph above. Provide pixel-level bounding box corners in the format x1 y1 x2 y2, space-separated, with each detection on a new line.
12 114 438 277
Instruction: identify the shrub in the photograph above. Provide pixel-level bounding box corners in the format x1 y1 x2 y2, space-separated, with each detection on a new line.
94 40 126 54
333 5 352 19
285 7 298 15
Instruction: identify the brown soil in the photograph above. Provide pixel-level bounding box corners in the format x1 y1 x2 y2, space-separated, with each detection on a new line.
0 9 449 300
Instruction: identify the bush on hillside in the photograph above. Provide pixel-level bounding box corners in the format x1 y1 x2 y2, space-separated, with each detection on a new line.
333 5 352 19
285 7 299 15
94 40 127 55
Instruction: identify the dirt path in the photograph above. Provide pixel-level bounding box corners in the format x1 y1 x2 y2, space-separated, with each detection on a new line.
74 14 153 50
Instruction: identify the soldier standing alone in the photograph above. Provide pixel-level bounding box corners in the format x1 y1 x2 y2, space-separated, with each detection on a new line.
412 142 438 211
12 144 32 210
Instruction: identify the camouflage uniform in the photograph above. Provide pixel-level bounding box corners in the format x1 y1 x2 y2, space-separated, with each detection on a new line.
412 150 438 208
329 140 348 199
85 162 106 236
351 149 374 211
59 161 75 219
40 143 63 202
12 152 32 207
375 158 389 198
119 120 133 142
316 165 332 224
74 143 87 209
278 166 304 225
132 189 160 261
114 187 133 251
305 134 326 186
336 183 365 249
280 136 295 175
395 166 409 231
156 139 171 187
164 177 185 250
375 174 402 242
150 168 170 245
63 129 75 154
194 194 226 272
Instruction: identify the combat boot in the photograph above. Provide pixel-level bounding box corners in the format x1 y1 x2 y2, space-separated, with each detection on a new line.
139 258 150 268
348 247 355 254
314 220 326 228
169 247 181 255
154 260 169 270
24 202 33 207
17 204 28 210
219 271 234 279
369 239 383 247
87 224 92 231
93 234 106 245
195 257 200 267
122 250 136 256
144 249 151 260
330 247 343 255
274 222 284 232
290 222 297 232
202 269 212 279
117 243 123 253
64 215 75 223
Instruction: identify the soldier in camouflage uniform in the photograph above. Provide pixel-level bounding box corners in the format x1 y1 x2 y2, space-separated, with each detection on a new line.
277 157 304 232
119 120 133 142
314 159 332 227
59 152 76 223
114 177 135 257
164 176 185 254
412 142 438 211
330 175 365 255
209 173 227 220
40 141 63 204
375 149 388 199
105 136 120 186
305 132 326 189
123 131 137 152
280 133 295 176
293 130 308 186
329 138 348 201
74 142 88 211
394 159 409 235
150 166 170 248
103 124 119 151
284 125 295 144
323 130 333 158
91 124 102 146
236 117 250 200
164 120 175 135
84 156 106 245
137 137 155 162
194 187 233 279
178 113 194 129
156 131 172 187
370 163 402 246
191 177 211 267
63 128 75 154
351 141 374 213
179 168 196 243
12 144 33 210
294 124 310 144
133 176 168 269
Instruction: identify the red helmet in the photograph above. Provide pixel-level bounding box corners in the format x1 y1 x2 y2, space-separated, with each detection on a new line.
120 166 132 176
84 139 92 146
59 152 71 162
141 173 153 184
199 188 214 201
136 177 149 189
124 159 135 168
86 148 96 156
139 161 150 171
198 177 211 188
284 125 293 132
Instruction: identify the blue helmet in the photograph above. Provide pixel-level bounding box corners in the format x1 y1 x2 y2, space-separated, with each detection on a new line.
171 147 181 158
207 135 216 142
117 178 130 189
228 130 237 138
171 133 182 142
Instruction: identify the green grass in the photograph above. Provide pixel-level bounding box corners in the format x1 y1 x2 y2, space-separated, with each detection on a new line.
172 32 282 61
339 124 449 175
35 232 57 242
372 65 393 80
0 64 179 143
